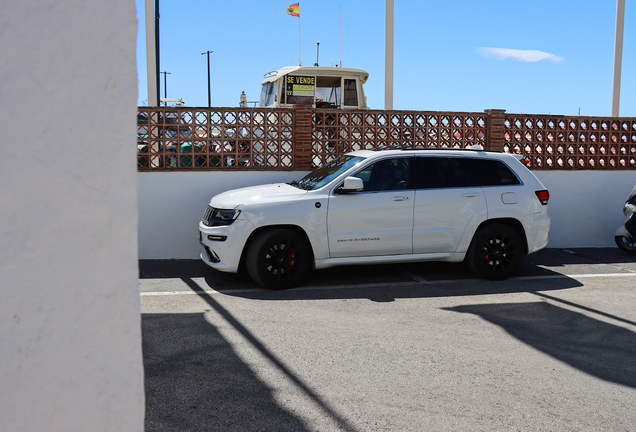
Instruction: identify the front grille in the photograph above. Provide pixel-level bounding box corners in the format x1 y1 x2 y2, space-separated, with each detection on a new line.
202 205 216 226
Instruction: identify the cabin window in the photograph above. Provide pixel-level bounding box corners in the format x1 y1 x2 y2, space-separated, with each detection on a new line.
259 82 278 107
343 79 358 107
315 76 341 108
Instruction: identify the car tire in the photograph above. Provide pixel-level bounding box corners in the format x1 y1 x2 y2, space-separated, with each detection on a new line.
466 223 524 280
246 228 311 290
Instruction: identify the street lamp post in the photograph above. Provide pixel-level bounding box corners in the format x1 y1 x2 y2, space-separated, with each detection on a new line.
160 71 171 105
201 50 213 108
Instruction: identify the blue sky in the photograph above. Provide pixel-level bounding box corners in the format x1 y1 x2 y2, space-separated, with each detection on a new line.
136 0 635 117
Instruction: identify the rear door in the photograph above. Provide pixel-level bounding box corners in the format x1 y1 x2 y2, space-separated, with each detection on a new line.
412 156 487 253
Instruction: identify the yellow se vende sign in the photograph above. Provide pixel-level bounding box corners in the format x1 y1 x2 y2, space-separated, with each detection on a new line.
286 75 315 97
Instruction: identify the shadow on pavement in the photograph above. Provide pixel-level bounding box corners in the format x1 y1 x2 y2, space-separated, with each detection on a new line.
139 248 635 281
445 301 636 389
139 248 636 299
143 313 312 432
143 278 361 432
140 259 211 279
523 247 636 270
210 275 583 303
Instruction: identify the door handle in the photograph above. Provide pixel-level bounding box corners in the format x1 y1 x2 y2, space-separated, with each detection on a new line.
462 193 480 198
391 196 410 201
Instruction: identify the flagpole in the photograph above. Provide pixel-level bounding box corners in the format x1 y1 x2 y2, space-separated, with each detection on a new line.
287 3 301 65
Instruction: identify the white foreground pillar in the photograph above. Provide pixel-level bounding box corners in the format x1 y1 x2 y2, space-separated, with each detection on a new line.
0 1 145 430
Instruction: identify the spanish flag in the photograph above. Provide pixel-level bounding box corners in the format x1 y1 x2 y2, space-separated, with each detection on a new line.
286 3 299 17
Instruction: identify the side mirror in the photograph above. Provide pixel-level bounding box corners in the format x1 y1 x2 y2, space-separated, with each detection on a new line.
339 176 364 193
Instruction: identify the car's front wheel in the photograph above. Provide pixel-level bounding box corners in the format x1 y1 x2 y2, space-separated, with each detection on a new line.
466 224 524 280
246 228 311 289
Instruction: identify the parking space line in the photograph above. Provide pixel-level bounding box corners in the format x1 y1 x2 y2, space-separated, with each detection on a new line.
140 287 264 297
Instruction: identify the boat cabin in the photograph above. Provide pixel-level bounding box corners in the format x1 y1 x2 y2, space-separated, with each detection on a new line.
259 66 369 109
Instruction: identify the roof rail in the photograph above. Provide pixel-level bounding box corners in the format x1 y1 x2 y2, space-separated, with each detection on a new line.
395 146 494 152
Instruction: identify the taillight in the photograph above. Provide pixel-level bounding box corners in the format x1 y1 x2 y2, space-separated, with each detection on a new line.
535 190 550 205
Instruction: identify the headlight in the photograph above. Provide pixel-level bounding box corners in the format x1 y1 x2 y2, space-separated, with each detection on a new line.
202 206 241 226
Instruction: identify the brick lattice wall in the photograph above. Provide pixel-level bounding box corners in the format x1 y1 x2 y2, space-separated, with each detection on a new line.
137 107 636 171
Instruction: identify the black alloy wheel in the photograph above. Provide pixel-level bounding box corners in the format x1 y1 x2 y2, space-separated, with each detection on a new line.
246 228 311 290
467 224 524 280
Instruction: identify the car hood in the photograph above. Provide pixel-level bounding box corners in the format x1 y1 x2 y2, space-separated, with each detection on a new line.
210 183 308 208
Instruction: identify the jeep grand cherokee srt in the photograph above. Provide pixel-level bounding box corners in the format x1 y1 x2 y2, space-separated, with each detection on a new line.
199 148 550 289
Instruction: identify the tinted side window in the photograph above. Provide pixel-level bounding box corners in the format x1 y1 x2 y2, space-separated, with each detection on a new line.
467 159 520 186
414 157 469 189
354 158 411 191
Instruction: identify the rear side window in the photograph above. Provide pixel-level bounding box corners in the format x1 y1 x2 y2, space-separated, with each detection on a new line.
467 159 520 186
414 157 469 189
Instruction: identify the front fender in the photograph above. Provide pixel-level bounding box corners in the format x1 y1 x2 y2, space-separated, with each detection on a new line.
246 214 329 260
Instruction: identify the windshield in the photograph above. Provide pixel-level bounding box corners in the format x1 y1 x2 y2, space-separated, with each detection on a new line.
259 82 278 107
289 155 365 191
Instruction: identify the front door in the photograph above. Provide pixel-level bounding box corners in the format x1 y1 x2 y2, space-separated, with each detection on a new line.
327 157 414 258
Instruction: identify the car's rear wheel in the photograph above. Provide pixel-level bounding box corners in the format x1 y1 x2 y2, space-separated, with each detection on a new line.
246 228 311 289
466 224 524 280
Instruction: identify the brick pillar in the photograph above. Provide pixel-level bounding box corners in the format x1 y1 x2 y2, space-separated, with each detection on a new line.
484 109 506 152
293 105 314 170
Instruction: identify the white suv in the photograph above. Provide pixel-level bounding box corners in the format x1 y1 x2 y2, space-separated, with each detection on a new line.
199 148 550 289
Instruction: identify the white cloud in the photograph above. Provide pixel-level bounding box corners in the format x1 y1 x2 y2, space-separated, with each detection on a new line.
479 47 564 63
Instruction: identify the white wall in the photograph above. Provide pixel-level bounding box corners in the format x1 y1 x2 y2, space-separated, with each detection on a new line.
0 2 144 431
535 171 636 248
138 171 308 259
138 170 636 260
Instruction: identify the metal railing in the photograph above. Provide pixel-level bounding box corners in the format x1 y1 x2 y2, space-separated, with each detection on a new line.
137 107 636 171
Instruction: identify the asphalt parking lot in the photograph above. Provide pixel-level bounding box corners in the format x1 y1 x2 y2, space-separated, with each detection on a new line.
140 248 636 431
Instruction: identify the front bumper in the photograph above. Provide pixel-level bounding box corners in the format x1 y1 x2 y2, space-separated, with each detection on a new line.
198 219 254 273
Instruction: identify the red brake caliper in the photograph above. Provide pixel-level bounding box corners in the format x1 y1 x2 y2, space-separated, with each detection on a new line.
288 245 295 269
482 246 489 263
